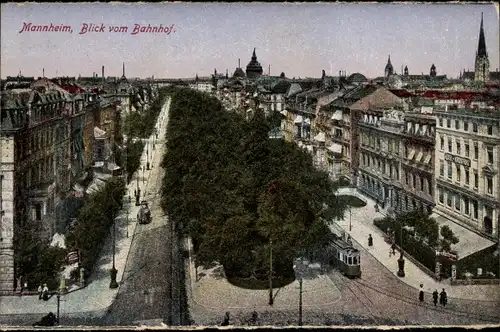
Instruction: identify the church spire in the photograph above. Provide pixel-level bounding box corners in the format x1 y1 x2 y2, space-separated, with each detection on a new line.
252 48 257 60
477 12 487 57
122 62 126 78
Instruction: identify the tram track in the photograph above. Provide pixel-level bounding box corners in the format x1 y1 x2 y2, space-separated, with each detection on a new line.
351 278 500 323
326 272 381 323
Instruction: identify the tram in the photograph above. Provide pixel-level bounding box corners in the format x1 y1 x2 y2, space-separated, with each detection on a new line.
327 235 361 278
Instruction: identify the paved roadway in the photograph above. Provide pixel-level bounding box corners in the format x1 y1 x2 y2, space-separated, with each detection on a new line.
324 238 500 326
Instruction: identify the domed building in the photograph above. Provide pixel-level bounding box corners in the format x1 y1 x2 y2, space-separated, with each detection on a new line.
347 72 368 85
246 48 263 78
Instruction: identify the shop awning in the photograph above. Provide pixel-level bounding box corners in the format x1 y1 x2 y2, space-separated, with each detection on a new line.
331 111 343 120
424 153 432 164
294 115 303 124
314 132 326 142
415 151 423 162
328 143 342 154
407 149 416 160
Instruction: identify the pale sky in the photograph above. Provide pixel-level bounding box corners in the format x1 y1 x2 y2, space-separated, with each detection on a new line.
1 2 499 79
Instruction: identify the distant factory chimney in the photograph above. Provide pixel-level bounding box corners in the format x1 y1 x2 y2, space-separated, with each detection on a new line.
269 64 271 76
102 66 105 82
238 58 241 68
43 68 45 78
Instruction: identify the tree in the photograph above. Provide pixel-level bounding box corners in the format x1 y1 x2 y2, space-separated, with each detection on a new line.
440 225 459 252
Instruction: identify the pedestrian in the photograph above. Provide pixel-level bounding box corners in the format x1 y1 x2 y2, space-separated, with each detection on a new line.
368 234 373 247
440 288 447 307
23 281 28 294
419 284 424 302
432 289 439 306
221 312 230 326
42 283 49 301
390 243 396 257
38 284 43 300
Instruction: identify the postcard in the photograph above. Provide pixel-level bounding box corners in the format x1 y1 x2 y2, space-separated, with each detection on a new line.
0 1 499 329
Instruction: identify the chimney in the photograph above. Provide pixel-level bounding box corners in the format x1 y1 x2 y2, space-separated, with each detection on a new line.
43 68 45 78
339 70 341 77
238 58 241 68
269 64 271 76
102 66 105 82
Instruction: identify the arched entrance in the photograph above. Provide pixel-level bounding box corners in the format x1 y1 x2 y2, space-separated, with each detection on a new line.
483 215 493 234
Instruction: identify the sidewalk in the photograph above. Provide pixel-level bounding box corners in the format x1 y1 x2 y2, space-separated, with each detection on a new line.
332 187 500 302
184 237 346 325
0 97 171 318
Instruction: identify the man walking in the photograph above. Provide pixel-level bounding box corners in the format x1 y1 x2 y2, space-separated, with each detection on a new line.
390 242 396 257
440 288 447 307
368 234 373 247
42 283 49 301
38 284 43 300
419 284 424 303
432 289 439 306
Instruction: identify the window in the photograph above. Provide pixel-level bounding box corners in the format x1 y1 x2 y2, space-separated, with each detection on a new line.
447 161 452 179
456 141 461 155
455 120 460 129
455 194 460 211
472 199 478 219
465 143 469 157
487 125 493 135
440 137 444 150
487 177 493 195
487 146 493 164
474 143 478 160
439 118 443 127
439 160 444 176
464 196 470 215
464 122 469 131
35 204 42 221
446 191 452 207
413 174 417 189
456 164 461 182
448 138 452 152
439 188 444 203
465 168 470 185
420 177 424 191
473 122 478 133
447 119 451 128
474 170 478 189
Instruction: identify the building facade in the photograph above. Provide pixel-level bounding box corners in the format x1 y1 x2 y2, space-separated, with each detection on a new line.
434 107 500 239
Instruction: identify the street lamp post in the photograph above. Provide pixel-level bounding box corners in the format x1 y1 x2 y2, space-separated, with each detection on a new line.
397 218 405 278
269 238 273 306
56 294 61 324
293 258 304 326
146 140 150 170
349 205 352 232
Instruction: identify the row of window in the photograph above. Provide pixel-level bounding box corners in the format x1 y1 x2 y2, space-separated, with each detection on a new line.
437 187 479 219
360 175 431 213
439 136 494 164
438 117 494 135
439 160 494 195
24 156 55 189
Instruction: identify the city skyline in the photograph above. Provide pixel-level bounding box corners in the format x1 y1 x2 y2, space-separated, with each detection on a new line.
1 2 499 79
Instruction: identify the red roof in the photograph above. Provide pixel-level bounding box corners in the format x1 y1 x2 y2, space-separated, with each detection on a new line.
61 84 86 94
417 90 486 100
389 89 413 98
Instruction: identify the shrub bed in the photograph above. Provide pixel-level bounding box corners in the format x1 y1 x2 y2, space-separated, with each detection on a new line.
373 217 437 271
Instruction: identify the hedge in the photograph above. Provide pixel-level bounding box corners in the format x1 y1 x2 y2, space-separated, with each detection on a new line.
373 217 437 271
